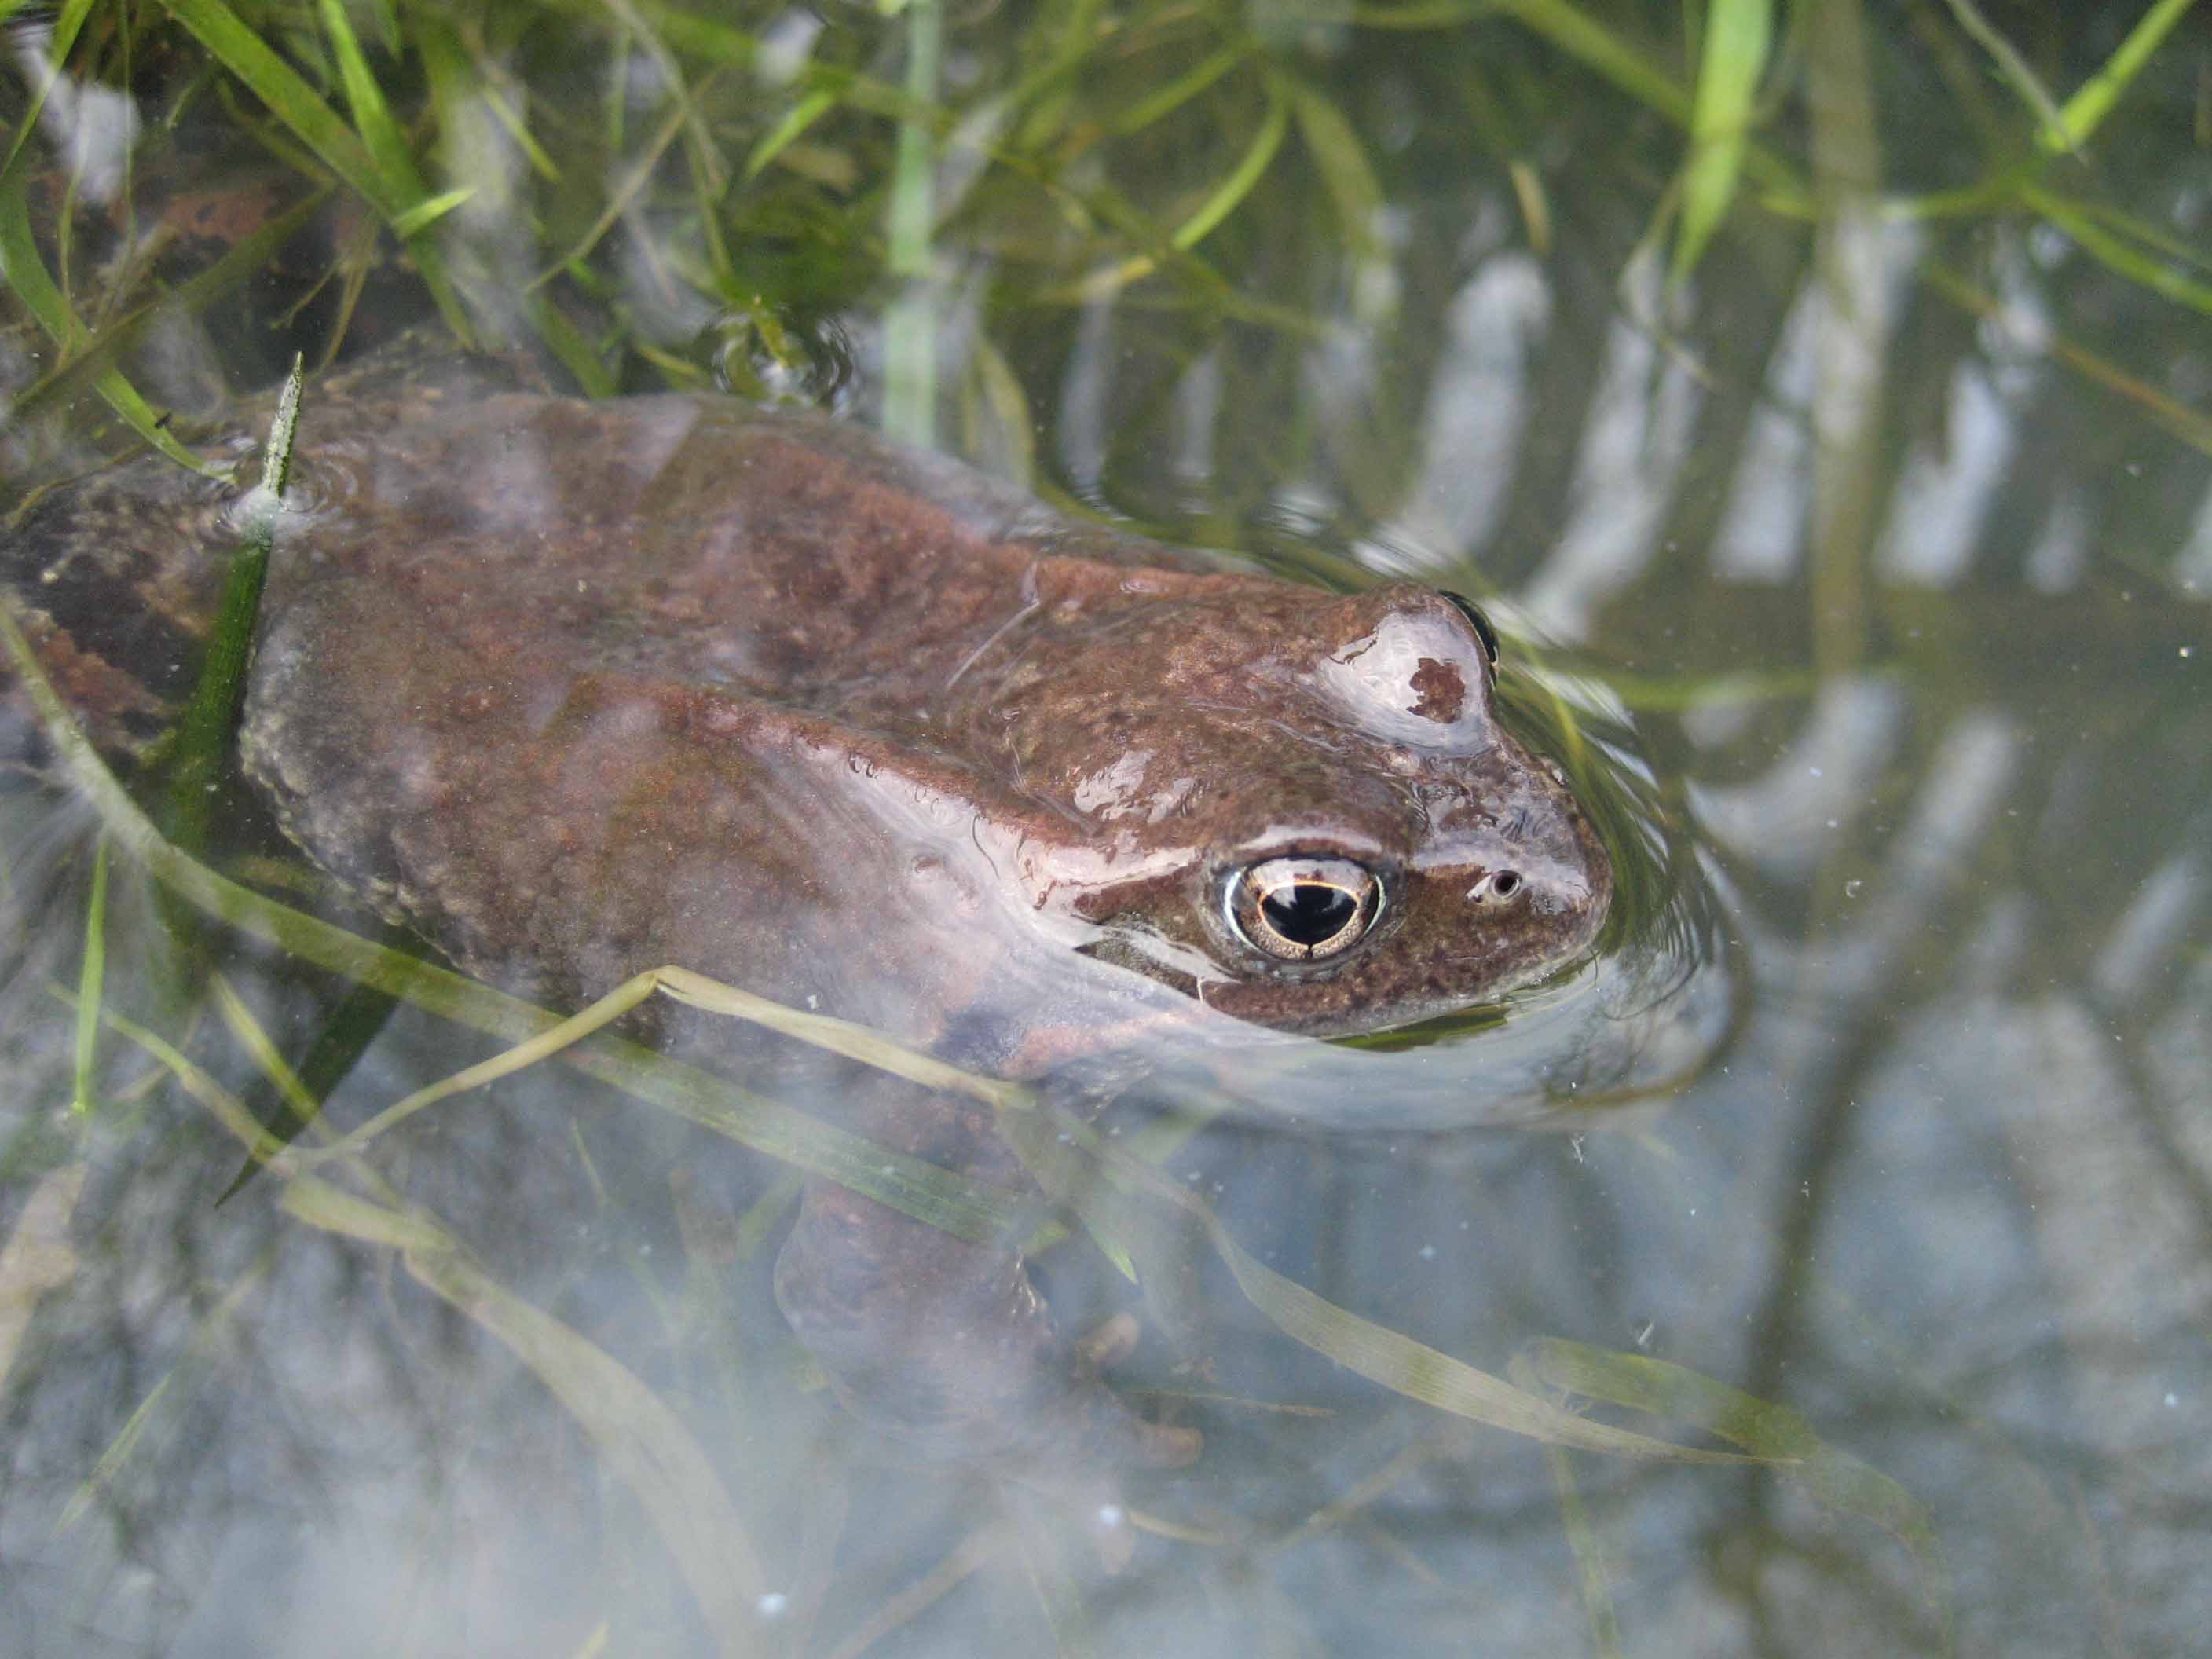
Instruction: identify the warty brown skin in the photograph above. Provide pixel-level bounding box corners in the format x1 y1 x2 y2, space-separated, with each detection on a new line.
3 360 1611 1472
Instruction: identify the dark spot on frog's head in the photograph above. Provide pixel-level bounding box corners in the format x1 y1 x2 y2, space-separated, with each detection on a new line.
1304 584 1500 749
1407 657 1466 723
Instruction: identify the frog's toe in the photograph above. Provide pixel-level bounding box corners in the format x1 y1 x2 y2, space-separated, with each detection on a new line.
1133 1421 1203 1468
776 1174 1196 1474
1074 1310 1143 1367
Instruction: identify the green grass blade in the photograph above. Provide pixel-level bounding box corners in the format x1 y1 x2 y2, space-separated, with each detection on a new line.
284 1177 770 1639
1006 1489 1098 1659
1527 1338 1956 1642
996 1104 1770 1463
57 1250 269 1531
1937 0 2067 146
2023 182 2212 318
69 837 109 1116
1921 259 2212 457
1543 1440 1624 1659
5 189 328 429
1284 75 1386 264
161 0 390 210
0 0 98 181
1672 0 1772 289
212 972 324 1127
2042 0 2203 152
313 0 472 336
389 184 476 238
1171 87 1289 253
317 0 416 190
0 167 225 477
884 0 943 447
165 353 302 852
745 88 838 180
1490 0 1692 123
160 0 472 338
1110 42 1250 137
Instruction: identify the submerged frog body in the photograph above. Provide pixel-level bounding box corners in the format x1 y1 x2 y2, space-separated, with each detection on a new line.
5 348 1610 1470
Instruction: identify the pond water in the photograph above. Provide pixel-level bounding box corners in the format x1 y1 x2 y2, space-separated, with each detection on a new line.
2 5 2208 1657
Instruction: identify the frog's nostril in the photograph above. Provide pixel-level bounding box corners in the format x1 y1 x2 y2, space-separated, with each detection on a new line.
1468 869 1523 906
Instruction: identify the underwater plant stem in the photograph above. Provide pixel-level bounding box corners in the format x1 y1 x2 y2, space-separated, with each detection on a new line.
883 0 942 447
2043 0 2203 152
70 836 108 1115
166 353 303 851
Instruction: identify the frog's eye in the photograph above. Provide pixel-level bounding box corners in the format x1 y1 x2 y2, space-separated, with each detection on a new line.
1441 591 1500 666
1225 855 1384 963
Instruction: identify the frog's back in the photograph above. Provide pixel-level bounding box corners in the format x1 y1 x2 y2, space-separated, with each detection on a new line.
268 386 1225 716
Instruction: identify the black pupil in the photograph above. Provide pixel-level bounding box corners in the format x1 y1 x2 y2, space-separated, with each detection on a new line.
1262 883 1358 947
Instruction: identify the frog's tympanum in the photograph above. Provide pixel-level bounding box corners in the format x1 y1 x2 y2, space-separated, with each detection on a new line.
4 348 1610 1474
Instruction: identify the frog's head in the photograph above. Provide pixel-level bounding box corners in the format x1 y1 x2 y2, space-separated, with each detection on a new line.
969 578 1613 1038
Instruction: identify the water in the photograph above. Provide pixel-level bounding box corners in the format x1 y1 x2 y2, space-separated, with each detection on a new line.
2 5 2208 1656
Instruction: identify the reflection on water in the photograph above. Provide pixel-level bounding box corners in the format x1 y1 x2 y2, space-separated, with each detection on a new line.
4 5 2210 1657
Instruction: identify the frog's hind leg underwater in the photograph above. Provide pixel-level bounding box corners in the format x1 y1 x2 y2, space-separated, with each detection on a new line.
773 1070 1203 1472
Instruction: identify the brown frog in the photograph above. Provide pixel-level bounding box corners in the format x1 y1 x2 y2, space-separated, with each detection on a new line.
4 346 1611 1472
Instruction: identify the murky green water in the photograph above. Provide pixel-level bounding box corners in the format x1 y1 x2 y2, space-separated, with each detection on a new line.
2 5 2208 1656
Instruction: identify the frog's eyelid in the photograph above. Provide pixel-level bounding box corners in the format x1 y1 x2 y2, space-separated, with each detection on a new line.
1440 591 1500 668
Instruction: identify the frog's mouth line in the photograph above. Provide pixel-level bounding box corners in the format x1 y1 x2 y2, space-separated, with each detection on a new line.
1073 934 1199 1000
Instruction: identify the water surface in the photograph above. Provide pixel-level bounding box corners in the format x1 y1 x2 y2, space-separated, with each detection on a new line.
2 5 2207 1656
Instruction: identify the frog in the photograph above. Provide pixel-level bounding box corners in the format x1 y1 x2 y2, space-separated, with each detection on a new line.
2 342 1612 1475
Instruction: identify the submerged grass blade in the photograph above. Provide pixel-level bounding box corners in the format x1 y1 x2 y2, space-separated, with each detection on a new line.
82 996 302 1166
1006 1490 1098 1659
211 973 324 1128
745 88 837 181
1172 89 1289 254
166 353 302 851
160 0 390 211
57 1251 269 1531
1920 259 2212 457
1284 75 1386 265
996 1104 1771 1464
2023 181 2212 319
1937 0 2067 147
316 0 415 188
0 1163 87 1390
1545 1438 1624 1659
1110 43 1250 137
87 987 768 1648
162 0 472 338
284 1177 768 1652
0 0 97 181
0 167 224 477
1526 1337 1955 1640
296 962 1028 1166
1672 0 1773 288
389 185 476 239
70 837 108 1115
2042 0 2203 152
883 0 943 447
5 189 329 430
